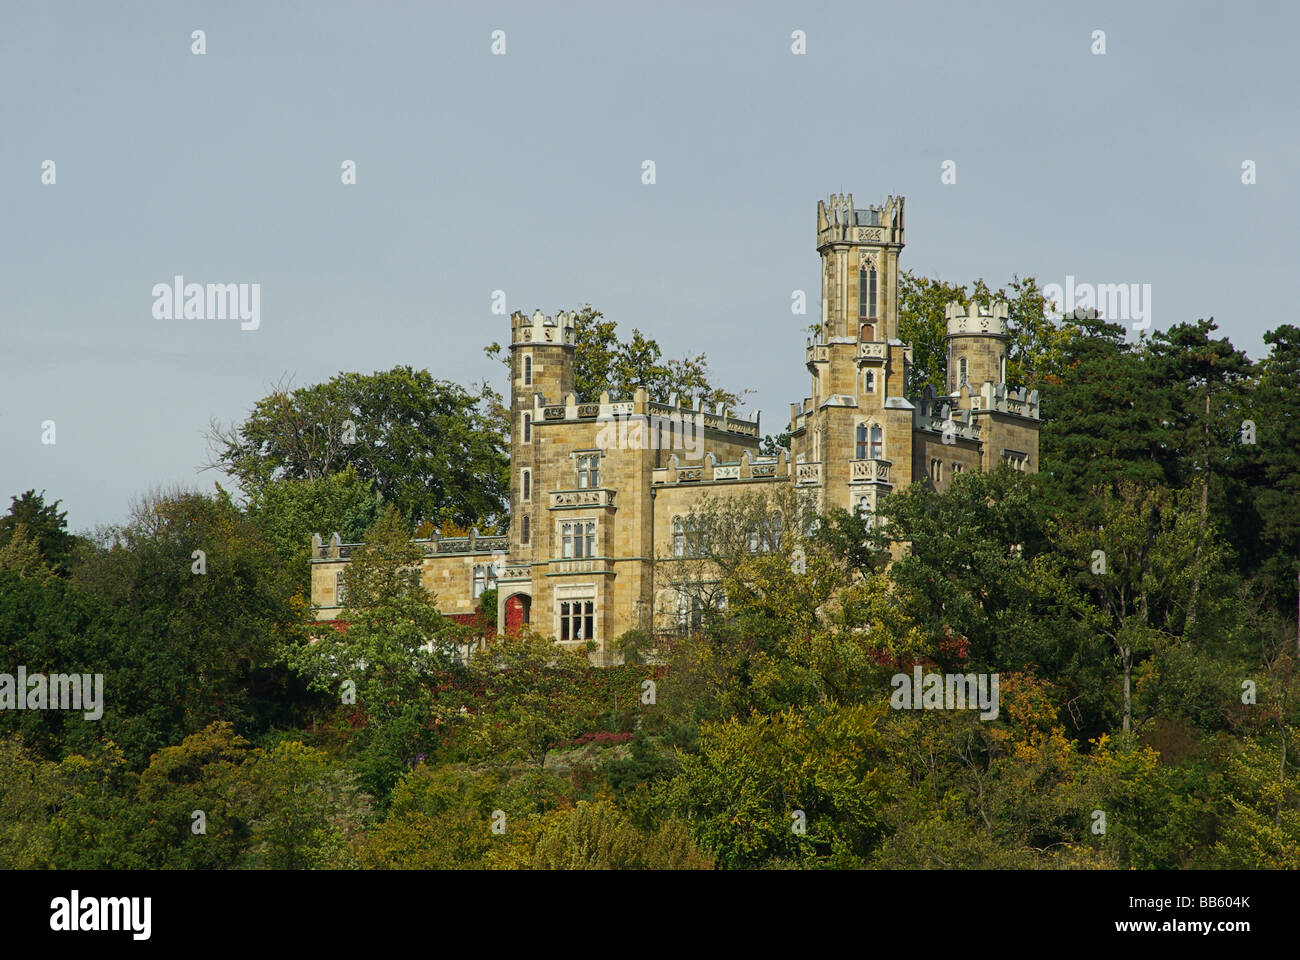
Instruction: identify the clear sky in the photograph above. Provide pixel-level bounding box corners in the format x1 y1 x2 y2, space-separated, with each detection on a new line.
2 0 1296 532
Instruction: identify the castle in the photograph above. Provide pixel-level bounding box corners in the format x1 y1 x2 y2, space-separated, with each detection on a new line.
310 194 1041 659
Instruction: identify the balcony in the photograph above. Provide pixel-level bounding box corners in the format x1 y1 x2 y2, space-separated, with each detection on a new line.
850 458 891 484
796 461 823 486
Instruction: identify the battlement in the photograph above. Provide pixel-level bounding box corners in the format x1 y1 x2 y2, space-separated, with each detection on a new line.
510 308 576 347
532 388 761 439
817 194 904 247
946 300 1009 337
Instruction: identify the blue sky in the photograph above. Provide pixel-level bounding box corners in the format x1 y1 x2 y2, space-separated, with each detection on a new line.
3 0 1296 531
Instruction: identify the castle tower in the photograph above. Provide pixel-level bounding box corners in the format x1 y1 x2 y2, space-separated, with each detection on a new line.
816 193 905 343
793 194 914 518
508 310 576 561
945 300 1009 397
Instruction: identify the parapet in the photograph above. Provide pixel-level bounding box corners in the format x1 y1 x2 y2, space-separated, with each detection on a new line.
946 300 1009 337
817 194 905 247
511 309 576 346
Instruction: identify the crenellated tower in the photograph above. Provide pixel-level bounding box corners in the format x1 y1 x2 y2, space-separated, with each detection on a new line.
793 194 915 519
508 310 576 561
945 300 1009 397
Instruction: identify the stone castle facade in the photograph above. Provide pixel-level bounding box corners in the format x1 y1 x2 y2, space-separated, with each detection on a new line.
310 194 1041 660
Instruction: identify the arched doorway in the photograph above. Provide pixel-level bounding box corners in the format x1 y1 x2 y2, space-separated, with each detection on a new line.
504 593 531 635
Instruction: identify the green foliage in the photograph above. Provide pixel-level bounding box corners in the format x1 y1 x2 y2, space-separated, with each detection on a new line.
208 367 508 530
0 490 75 573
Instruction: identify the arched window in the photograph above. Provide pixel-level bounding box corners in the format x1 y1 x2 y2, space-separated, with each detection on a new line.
870 425 883 459
522 470 531 501
522 515 530 544
856 268 876 320
523 413 531 443
859 268 877 321
860 323 875 341
672 517 684 557
864 370 875 394
335 570 347 605
857 495 870 517
855 423 868 459
959 357 968 385
523 355 532 386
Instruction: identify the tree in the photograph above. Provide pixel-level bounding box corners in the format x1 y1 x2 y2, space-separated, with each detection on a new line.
282 506 461 804
207 368 509 530
60 488 301 767
453 632 593 771
247 466 384 598
667 704 893 868
0 490 75 573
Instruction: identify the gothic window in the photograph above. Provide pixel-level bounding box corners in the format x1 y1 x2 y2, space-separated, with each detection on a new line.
959 357 968 384
472 563 498 599
673 517 702 557
335 570 347 605
559 600 595 641
561 521 597 559
860 323 875 342
864 370 875 394
522 469 531 501
523 355 532 386
577 454 600 489
859 268 878 320
522 515 530 544
870 425 883 459
855 423 869 460
523 413 531 443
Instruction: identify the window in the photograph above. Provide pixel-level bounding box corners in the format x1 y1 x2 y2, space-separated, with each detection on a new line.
523 413 531 443
672 517 702 557
561 521 597 559
577 454 600 489
870 425 883 459
855 423 869 459
859 268 878 320
677 591 705 633
1000 354 1007 384
472 563 498 599
857 495 870 517
335 570 347 605
930 459 944 483
523 355 532 386
959 357 968 384
522 469 531 501
864 370 875 394
560 600 595 641
522 515 530 544
860 323 875 342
